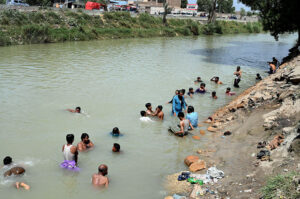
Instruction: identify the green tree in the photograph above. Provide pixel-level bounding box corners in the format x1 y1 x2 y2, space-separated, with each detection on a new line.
240 8 246 19
246 11 252 16
217 0 234 13
197 0 217 23
181 0 187 8
240 0 300 46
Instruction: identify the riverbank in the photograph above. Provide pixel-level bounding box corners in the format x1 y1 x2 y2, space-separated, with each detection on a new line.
164 55 300 198
0 10 262 46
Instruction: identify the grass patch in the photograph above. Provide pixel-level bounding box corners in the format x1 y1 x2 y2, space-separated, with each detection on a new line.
261 172 300 199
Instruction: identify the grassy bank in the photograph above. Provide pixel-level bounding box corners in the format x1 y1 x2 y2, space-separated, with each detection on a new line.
261 172 300 199
0 10 263 46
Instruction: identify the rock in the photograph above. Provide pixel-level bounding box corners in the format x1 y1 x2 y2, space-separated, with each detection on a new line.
244 189 252 193
226 116 234 121
189 160 206 172
192 136 200 140
283 169 288 172
190 184 204 198
184 156 199 166
164 196 174 199
288 65 300 84
236 103 245 109
200 130 205 135
207 126 217 132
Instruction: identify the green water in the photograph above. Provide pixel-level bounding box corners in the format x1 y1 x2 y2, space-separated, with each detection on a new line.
0 33 296 198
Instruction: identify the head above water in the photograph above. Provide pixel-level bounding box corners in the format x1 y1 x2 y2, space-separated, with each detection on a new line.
112 143 120 152
175 90 179 95
145 103 151 109
3 156 12 165
189 87 194 92
200 83 206 88
177 112 184 119
226 87 231 93
212 91 216 97
75 107 81 113
197 77 201 81
179 90 184 96
81 133 89 141
66 134 74 144
181 89 186 95
98 164 108 176
215 77 219 82
236 66 241 71
112 127 120 135
140 110 146 117
187 106 194 114
157 105 163 111
257 73 261 77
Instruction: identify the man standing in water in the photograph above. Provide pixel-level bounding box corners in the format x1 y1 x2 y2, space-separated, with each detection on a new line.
62 134 78 164
77 133 94 152
92 164 109 188
233 66 242 88
172 90 187 116
145 103 154 116
154 105 164 120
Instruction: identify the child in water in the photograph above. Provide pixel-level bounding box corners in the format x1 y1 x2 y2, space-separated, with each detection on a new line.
195 83 206 93
187 87 194 97
212 91 218 99
111 127 123 137
210 76 223 84
225 87 235 96
194 77 202 83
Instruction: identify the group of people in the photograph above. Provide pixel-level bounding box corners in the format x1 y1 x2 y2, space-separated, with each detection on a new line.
2 62 271 191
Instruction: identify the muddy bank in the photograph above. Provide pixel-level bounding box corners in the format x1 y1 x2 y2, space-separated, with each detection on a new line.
164 55 300 198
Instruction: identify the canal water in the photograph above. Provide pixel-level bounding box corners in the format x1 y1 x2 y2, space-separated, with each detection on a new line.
0 33 296 198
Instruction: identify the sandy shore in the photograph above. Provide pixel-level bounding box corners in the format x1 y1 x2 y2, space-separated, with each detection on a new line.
164 55 300 198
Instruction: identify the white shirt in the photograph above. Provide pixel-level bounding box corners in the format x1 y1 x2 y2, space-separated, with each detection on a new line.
140 117 153 122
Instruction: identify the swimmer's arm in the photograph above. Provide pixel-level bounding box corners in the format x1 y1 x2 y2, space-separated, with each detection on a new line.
92 175 98 185
172 97 176 116
67 109 75 112
210 77 216 81
105 178 109 188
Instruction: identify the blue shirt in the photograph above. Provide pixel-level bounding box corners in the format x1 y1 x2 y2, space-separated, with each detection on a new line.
172 95 186 114
186 112 198 127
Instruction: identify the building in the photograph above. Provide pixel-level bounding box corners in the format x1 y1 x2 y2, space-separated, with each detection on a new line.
186 0 197 11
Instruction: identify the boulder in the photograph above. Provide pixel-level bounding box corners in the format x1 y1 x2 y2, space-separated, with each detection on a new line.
192 136 200 140
226 116 234 121
189 160 206 172
200 130 205 135
164 196 174 199
207 126 217 132
184 156 199 166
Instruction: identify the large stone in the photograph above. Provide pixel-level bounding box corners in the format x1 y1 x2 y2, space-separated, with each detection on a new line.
189 160 206 172
184 155 199 166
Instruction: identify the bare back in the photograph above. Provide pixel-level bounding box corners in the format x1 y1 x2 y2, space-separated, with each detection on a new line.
92 174 109 188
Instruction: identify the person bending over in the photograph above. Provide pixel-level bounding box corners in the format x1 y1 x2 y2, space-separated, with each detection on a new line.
77 133 94 152
154 105 164 120
62 134 78 164
92 164 109 188
176 112 193 136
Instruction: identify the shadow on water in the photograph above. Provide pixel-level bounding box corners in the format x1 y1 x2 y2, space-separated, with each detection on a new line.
190 38 296 68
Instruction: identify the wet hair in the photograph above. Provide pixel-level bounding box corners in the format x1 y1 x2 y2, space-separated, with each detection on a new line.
157 105 163 111
181 89 186 95
226 87 231 92
189 87 193 91
81 133 89 141
112 127 119 135
212 91 216 96
197 77 201 80
113 143 120 152
75 107 81 113
256 73 261 77
215 77 219 81
175 90 180 94
200 83 206 87
98 164 108 176
3 156 12 165
187 106 194 113
66 134 74 144
236 66 241 71
140 110 146 116
177 112 184 118
145 103 151 108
